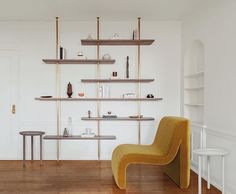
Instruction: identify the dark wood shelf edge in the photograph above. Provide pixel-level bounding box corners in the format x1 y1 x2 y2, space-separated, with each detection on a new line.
81 39 155 46
42 59 115 64
81 117 155 121
81 79 155 83
44 135 116 140
35 97 163 101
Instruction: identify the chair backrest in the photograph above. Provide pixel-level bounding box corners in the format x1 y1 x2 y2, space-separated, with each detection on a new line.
152 116 190 156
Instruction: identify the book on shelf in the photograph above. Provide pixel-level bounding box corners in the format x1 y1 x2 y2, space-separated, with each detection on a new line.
102 115 118 118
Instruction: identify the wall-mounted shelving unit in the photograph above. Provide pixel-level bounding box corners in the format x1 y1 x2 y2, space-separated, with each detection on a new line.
35 17 162 161
183 41 204 125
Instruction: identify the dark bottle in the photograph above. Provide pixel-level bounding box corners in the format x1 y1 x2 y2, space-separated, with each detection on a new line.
67 82 73 98
126 56 129 78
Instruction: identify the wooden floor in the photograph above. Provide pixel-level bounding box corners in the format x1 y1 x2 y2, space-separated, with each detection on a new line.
0 160 221 194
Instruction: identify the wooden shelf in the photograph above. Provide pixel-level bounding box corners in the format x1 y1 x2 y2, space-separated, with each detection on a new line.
81 117 155 121
81 39 155 46
35 97 163 101
184 71 204 78
81 78 154 83
44 135 116 140
42 59 115 64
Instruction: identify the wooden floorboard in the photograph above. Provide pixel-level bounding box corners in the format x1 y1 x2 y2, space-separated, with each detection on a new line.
0 160 221 194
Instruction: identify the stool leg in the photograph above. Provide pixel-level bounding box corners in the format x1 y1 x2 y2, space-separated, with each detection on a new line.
222 156 225 194
40 135 43 165
198 156 202 194
31 136 34 161
23 135 26 167
207 156 210 189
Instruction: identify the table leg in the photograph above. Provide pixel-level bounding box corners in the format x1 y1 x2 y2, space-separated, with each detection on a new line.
222 156 225 194
207 156 210 189
23 135 26 167
31 136 34 161
40 135 43 165
198 156 202 194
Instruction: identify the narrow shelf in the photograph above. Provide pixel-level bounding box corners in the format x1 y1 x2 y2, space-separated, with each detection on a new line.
184 103 204 106
81 78 155 83
184 71 204 78
81 39 155 46
42 59 115 64
81 117 155 121
35 97 163 101
184 86 204 91
44 135 116 140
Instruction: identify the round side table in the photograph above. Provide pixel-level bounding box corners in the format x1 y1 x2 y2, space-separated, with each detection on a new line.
193 148 229 194
19 131 45 167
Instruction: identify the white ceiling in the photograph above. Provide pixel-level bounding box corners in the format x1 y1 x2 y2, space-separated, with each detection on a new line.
0 0 203 21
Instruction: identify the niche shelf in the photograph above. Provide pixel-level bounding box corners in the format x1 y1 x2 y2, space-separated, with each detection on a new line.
81 117 155 121
81 78 155 83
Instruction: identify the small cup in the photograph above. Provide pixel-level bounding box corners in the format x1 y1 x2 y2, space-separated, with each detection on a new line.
112 72 117 77
78 92 85 97
102 53 111 60
85 128 91 134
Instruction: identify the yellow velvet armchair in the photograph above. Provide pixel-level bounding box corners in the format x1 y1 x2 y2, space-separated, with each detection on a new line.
111 116 190 189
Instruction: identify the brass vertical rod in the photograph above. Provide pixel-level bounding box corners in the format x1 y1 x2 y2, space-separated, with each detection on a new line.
55 17 61 162
96 17 101 160
137 17 141 145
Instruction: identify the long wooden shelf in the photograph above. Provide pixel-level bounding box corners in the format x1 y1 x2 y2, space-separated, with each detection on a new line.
44 135 116 140
81 39 155 46
81 78 154 83
81 117 155 121
42 59 115 64
35 97 163 101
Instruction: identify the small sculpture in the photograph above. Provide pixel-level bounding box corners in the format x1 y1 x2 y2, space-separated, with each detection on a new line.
63 128 69 137
88 110 91 118
126 56 129 78
67 82 73 98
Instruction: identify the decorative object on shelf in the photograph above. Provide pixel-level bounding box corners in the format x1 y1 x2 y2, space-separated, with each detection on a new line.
81 128 95 137
67 82 73 98
123 93 136 98
88 110 91 118
103 114 118 118
112 71 118 78
86 34 93 40
103 111 117 118
129 115 143 118
102 53 111 60
132 29 137 40
59 47 65 59
111 33 120 39
40 95 52 98
99 85 110 98
77 51 87 59
146 94 154 98
67 117 73 136
78 92 85 97
63 128 69 137
126 56 129 78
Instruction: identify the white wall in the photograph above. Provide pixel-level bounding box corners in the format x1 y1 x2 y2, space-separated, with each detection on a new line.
0 21 181 160
182 1 236 193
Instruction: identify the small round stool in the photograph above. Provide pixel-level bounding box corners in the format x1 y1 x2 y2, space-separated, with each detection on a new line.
193 148 229 194
19 131 45 166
